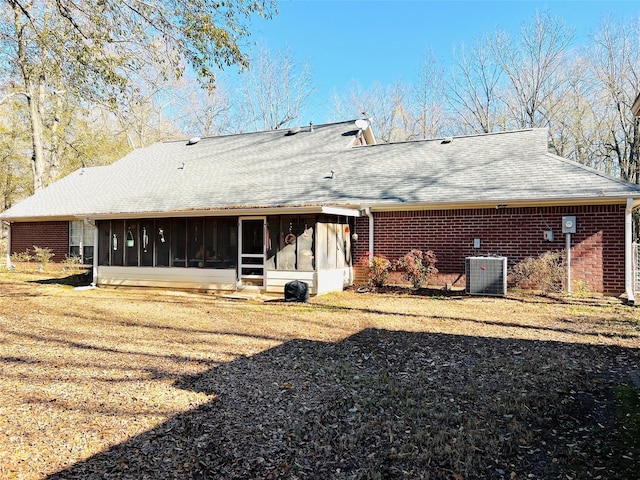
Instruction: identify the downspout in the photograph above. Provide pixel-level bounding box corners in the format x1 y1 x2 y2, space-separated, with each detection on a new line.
565 233 572 294
3 221 10 269
625 198 635 305
363 207 374 262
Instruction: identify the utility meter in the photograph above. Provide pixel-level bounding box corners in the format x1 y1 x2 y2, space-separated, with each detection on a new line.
562 216 577 234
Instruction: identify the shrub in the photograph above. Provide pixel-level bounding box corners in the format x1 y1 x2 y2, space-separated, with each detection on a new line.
63 255 85 274
508 250 565 294
395 249 438 289
360 252 392 288
32 245 55 264
10 250 33 263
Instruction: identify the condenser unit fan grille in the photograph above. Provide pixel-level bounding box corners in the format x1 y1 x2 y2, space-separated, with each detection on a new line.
465 256 507 297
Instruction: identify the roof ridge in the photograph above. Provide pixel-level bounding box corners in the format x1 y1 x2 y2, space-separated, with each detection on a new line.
357 127 544 148
162 119 363 144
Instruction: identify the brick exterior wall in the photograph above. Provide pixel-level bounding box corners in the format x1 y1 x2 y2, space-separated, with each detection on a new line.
10 221 70 263
353 204 626 295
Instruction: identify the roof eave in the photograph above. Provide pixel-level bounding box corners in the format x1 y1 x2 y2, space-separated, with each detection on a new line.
5 196 640 223
2 204 362 222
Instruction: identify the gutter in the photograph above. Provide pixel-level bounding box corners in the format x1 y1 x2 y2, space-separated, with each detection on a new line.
366 196 638 213
625 198 635 305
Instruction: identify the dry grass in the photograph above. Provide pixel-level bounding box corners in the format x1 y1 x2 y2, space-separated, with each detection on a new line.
0 271 639 479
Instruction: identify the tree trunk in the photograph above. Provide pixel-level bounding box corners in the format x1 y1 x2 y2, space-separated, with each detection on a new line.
13 0 47 192
26 80 47 192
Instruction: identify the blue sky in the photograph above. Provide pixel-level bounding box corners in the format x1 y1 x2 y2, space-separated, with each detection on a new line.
234 1 640 124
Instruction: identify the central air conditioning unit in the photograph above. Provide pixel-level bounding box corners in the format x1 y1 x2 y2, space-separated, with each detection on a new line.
465 256 508 297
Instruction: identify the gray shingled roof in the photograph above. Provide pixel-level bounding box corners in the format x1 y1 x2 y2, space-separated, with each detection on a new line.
3 120 640 221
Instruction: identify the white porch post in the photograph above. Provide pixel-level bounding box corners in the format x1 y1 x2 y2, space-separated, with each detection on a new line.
625 198 635 305
92 222 99 286
83 218 98 287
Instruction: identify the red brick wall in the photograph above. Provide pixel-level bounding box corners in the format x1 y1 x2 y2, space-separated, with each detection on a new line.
353 204 626 295
10 221 69 263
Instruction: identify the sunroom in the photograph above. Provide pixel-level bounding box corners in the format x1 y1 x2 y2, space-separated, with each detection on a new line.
93 211 356 295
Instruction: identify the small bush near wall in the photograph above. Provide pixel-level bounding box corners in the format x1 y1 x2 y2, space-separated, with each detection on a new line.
7 248 86 277
395 249 438 289
359 253 392 288
32 246 55 264
508 250 565 294
10 250 33 264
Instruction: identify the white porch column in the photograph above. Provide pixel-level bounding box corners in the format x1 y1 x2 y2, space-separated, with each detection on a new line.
625 198 635 305
92 222 99 286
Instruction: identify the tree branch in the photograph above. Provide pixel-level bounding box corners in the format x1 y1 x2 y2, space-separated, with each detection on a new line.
0 90 29 105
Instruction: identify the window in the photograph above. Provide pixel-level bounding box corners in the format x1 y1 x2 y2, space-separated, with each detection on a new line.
266 215 315 271
96 216 238 268
140 220 154 267
69 220 94 265
111 221 124 266
204 218 237 268
187 218 204 267
98 220 111 266
155 219 170 266
171 219 187 267
125 221 139 266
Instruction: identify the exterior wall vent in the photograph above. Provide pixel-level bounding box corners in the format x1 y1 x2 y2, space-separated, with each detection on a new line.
465 256 507 297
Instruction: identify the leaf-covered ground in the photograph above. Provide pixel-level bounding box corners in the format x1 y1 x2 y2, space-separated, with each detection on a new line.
0 272 639 479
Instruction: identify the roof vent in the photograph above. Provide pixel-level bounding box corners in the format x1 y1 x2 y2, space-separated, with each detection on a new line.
186 137 201 145
286 126 301 136
441 137 453 144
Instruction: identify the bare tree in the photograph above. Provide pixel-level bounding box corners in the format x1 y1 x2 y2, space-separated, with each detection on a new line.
332 80 412 143
491 10 574 129
448 38 504 134
541 56 616 172
174 79 234 136
238 46 315 131
408 49 449 139
588 15 640 183
104 65 184 150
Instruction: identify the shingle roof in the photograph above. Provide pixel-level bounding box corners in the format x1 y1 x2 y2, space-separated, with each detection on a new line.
3 120 640 221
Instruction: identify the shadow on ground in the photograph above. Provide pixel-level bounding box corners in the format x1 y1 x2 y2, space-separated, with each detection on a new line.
28 270 93 287
48 329 640 480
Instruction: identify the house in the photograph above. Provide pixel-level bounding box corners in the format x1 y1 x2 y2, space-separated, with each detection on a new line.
2 120 640 300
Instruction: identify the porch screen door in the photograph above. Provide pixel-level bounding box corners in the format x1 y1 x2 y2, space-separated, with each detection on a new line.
239 217 266 287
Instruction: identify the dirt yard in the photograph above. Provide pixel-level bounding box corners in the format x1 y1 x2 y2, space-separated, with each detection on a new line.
0 272 639 479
